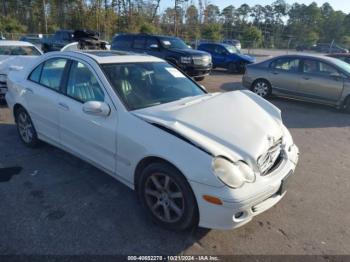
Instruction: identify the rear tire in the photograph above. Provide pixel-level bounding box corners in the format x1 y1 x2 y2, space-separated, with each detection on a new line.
251 79 272 99
138 162 198 231
15 107 40 148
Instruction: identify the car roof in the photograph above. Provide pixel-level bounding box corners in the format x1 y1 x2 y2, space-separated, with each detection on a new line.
61 50 164 64
327 53 350 57
272 53 337 62
115 33 179 39
0 40 36 47
199 42 230 48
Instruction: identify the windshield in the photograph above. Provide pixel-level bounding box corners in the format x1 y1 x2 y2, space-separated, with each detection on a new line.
102 62 205 110
0 46 41 56
225 45 241 54
332 58 350 74
159 37 189 49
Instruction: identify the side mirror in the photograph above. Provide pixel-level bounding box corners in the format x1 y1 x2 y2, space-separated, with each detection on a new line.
82 101 110 117
149 44 159 50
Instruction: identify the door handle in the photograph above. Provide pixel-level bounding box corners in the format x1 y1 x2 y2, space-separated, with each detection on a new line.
272 71 279 75
58 102 69 111
303 76 310 80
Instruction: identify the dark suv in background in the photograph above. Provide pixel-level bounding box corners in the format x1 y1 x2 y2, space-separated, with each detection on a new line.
111 34 212 81
41 30 75 52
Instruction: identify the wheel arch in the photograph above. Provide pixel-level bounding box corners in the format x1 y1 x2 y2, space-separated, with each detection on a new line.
134 156 183 192
13 103 26 121
133 155 200 227
342 93 350 110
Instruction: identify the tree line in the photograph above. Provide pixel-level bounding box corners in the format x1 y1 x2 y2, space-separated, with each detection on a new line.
1 0 350 49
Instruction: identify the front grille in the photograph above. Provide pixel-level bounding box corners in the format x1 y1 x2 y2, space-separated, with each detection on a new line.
257 138 282 176
193 56 211 66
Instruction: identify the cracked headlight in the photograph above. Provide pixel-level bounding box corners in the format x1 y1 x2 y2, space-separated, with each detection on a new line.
212 157 255 189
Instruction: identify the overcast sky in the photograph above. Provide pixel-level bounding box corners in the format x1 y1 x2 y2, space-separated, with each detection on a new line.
159 0 349 14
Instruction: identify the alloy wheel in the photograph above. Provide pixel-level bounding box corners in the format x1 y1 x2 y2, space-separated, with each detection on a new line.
144 173 185 223
17 111 34 143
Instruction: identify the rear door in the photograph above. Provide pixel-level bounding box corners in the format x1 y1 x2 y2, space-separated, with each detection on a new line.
298 58 344 102
58 59 117 174
268 57 301 94
25 58 69 144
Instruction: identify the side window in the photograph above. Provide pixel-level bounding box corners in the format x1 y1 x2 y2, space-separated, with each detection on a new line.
146 37 159 49
62 32 70 41
40 58 67 91
272 58 300 72
113 35 132 48
206 45 215 52
319 62 338 75
302 59 318 74
29 63 43 83
214 46 226 55
133 36 146 49
66 61 105 103
303 59 338 76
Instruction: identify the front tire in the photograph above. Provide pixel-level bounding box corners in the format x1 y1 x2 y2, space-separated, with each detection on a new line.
251 79 272 98
194 76 205 81
15 107 40 148
228 62 237 73
343 96 350 113
138 162 198 231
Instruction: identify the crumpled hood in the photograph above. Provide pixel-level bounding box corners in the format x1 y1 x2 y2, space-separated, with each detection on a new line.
0 56 39 74
133 90 283 168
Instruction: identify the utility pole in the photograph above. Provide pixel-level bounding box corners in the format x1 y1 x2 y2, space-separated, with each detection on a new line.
174 0 178 36
42 0 48 33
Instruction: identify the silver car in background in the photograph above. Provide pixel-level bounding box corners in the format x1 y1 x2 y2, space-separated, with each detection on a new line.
242 54 350 112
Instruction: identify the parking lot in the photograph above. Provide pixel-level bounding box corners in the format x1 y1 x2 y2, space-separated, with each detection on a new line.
0 69 350 256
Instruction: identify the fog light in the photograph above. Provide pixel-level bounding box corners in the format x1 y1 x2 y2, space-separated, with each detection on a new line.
234 211 244 219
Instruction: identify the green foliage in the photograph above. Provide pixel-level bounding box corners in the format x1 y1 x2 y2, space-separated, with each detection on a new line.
341 36 350 49
201 23 222 41
0 16 26 33
0 0 349 49
241 26 263 47
139 23 158 34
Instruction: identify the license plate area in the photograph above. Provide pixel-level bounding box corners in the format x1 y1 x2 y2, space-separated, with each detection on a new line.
277 170 293 195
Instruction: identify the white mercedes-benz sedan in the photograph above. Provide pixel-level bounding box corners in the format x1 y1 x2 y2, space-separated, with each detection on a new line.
6 50 299 230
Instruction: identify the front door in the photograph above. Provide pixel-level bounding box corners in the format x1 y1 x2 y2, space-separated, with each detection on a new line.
58 60 117 174
298 59 344 102
212 45 227 67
